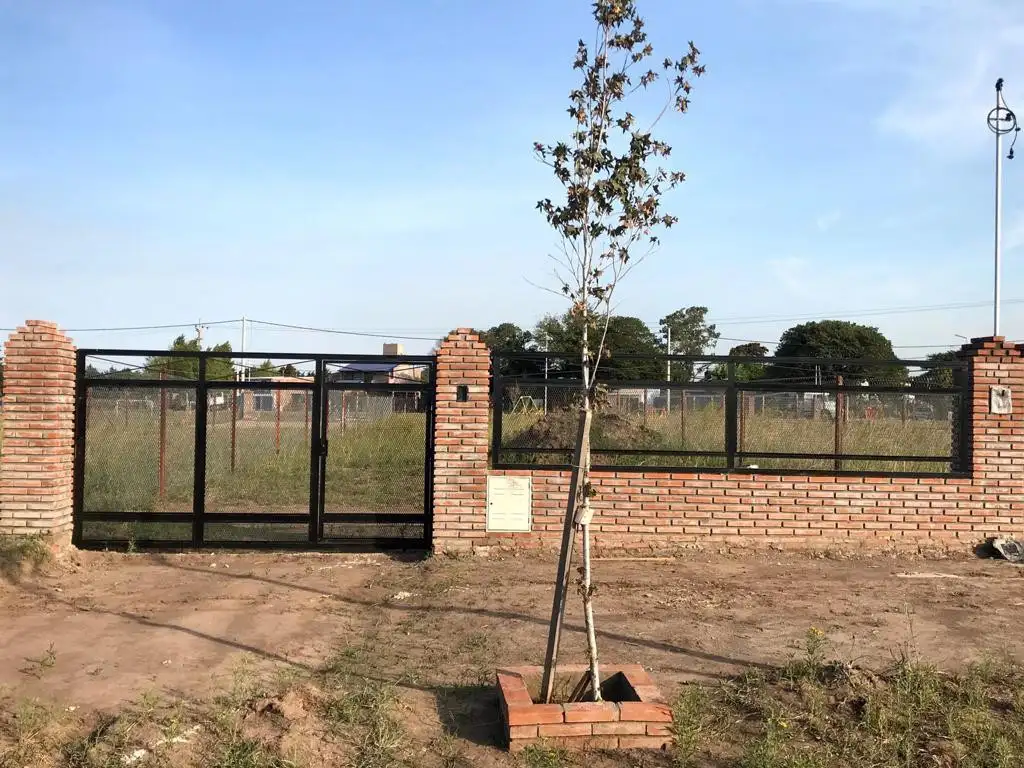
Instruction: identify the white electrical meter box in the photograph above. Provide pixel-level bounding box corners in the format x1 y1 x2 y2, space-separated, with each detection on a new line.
486 476 532 532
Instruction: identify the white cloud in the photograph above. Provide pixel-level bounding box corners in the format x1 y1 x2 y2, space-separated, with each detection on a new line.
798 0 1024 157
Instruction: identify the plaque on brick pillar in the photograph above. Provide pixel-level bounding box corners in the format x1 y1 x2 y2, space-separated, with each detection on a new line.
486 476 532 532
990 385 1012 414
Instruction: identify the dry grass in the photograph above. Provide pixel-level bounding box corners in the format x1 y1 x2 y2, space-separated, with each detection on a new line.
0 534 51 583
502 405 954 472
670 629 1024 768
80 409 427 515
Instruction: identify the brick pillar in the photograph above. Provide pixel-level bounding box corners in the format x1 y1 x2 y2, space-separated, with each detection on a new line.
0 321 77 544
964 337 1024 494
432 329 490 552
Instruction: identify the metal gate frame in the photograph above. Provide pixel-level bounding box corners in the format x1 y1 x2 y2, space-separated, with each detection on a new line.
72 349 435 550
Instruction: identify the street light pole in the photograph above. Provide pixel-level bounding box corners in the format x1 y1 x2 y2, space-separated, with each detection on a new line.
988 78 1019 338
665 327 672 414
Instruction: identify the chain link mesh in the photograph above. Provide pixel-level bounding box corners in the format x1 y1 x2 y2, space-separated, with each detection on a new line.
324 390 427 519
496 355 966 473
84 386 195 514
205 387 312 516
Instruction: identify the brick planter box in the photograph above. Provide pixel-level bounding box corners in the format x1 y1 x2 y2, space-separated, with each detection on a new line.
496 664 672 752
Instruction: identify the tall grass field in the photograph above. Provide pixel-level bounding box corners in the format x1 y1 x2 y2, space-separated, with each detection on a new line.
501 400 956 473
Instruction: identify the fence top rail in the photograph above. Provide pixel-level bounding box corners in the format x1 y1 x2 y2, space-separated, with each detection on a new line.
79 349 437 364
495 376 964 394
492 351 968 368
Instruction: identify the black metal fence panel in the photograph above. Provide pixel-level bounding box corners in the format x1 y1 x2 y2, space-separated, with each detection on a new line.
73 350 435 550
492 352 969 476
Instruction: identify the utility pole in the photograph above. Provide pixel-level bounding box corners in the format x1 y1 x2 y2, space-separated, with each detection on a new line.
195 318 207 347
240 316 247 383
543 335 549 415
665 326 672 414
988 78 1019 337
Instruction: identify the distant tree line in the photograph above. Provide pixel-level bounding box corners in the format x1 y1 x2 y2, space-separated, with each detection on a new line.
458 313 960 386
83 335 304 383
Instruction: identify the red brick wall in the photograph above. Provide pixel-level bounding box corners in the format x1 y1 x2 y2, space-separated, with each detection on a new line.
433 335 1024 554
432 329 491 552
0 321 77 542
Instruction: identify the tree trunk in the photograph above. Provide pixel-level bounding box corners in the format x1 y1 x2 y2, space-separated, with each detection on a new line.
539 407 591 704
580 515 601 700
576 328 602 701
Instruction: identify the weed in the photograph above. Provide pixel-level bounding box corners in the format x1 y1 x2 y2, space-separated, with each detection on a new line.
431 732 467 768
352 685 404 768
323 644 373 680
716 643 1024 768
19 643 57 678
0 533 51 582
11 698 53 740
213 736 293 768
221 656 270 710
671 685 717 767
57 712 120 768
782 627 829 684
353 711 404 768
520 743 568 768
321 682 395 731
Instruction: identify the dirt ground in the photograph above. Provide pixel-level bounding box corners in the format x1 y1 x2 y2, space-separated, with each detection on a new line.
3 548 1024 766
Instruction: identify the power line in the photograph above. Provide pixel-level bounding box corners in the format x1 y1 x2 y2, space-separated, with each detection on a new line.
708 298 1024 327
718 335 968 350
0 319 241 333
0 318 444 341
247 319 438 341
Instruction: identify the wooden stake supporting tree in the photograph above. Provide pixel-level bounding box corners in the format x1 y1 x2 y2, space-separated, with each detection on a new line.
536 0 703 704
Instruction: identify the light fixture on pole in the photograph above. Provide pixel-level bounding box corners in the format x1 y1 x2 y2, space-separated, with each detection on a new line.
987 78 1019 337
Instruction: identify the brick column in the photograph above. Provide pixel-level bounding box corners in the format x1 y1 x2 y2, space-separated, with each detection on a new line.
432 329 490 552
0 321 77 545
963 337 1024 513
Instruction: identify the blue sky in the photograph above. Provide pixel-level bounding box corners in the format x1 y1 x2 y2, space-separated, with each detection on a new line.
1 0 1022 356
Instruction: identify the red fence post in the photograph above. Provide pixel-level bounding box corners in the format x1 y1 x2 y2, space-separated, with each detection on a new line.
680 390 687 448
230 387 238 473
834 375 844 471
738 391 746 455
159 373 167 501
275 390 282 455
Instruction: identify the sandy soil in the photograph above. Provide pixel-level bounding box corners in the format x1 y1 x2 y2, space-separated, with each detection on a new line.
3 549 1023 765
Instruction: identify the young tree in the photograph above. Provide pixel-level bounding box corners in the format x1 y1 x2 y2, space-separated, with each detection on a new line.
534 0 702 702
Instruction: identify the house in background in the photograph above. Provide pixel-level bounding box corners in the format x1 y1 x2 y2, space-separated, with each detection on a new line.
329 344 427 385
235 344 427 421
239 374 313 417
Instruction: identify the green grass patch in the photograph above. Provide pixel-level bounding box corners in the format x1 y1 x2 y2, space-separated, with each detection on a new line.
672 630 1024 768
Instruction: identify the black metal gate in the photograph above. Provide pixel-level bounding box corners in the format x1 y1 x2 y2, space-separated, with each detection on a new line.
72 350 435 550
